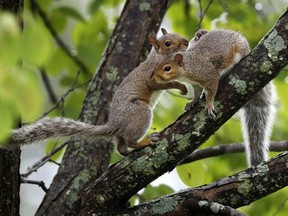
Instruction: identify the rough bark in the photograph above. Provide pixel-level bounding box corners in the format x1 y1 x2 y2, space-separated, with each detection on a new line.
0 1 23 216
119 151 288 215
36 0 171 215
0 149 21 216
72 8 288 215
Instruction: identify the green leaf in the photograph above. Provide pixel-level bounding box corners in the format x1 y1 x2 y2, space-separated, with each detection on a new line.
140 184 174 202
20 13 52 66
72 11 110 71
89 0 123 14
56 6 85 22
0 12 21 66
176 161 206 187
64 92 85 119
0 66 44 122
45 140 65 161
110 150 122 164
89 0 105 14
44 48 69 75
37 0 53 10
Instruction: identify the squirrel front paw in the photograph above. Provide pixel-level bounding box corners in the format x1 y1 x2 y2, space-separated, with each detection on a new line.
195 29 208 41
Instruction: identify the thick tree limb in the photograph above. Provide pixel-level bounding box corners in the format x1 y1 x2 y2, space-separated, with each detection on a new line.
36 0 171 215
119 151 288 215
72 8 288 215
180 141 288 164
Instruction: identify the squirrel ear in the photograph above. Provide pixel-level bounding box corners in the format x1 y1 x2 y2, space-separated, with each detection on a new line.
174 53 184 67
148 36 160 52
161 28 168 35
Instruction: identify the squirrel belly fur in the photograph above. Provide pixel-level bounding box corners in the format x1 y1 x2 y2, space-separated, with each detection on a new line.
5 29 189 156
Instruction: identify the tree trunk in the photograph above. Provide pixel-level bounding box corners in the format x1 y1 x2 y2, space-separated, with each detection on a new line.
0 1 23 215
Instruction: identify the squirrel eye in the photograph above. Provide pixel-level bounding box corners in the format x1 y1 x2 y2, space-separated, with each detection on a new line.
164 66 171 72
183 40 189 46
165 41 172 47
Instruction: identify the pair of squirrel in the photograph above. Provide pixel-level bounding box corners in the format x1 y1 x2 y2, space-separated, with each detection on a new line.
151 29 277 166
4 28 277 166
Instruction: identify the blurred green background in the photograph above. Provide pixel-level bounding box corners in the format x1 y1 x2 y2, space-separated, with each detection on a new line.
0 0 287 215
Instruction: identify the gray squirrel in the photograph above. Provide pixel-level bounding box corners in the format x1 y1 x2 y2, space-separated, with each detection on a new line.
4 29 189 155
152 29 277 166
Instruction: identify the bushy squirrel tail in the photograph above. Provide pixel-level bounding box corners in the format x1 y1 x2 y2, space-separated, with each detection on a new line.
5 117 114 147
240 82 277 166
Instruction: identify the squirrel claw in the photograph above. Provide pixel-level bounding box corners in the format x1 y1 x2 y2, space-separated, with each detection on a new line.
150 132 160 144
206 108 217 120
195 29 208 41
185 100 197 111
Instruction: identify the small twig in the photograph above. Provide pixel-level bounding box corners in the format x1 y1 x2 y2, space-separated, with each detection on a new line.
40 68 58 105
21 177 48 192
197 0 214 30
184 0 191 19
21 142 67 178
180 141 288 165
39 71 90 119
49 159 61 166
29 0 90 75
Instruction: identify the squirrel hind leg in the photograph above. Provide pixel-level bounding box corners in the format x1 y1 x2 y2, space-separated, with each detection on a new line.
203 80 219 119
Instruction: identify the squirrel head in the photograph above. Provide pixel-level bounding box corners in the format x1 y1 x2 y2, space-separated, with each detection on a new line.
148 28 189 54
151 53 184 83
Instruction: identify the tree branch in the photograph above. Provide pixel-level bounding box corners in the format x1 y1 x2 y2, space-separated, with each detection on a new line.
73 8 288 215
40 68 58 105
21 141 66 178
21 178 48 193
119 151 288 215
180 141 288 164
39 72 89 119
197 0 214 30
